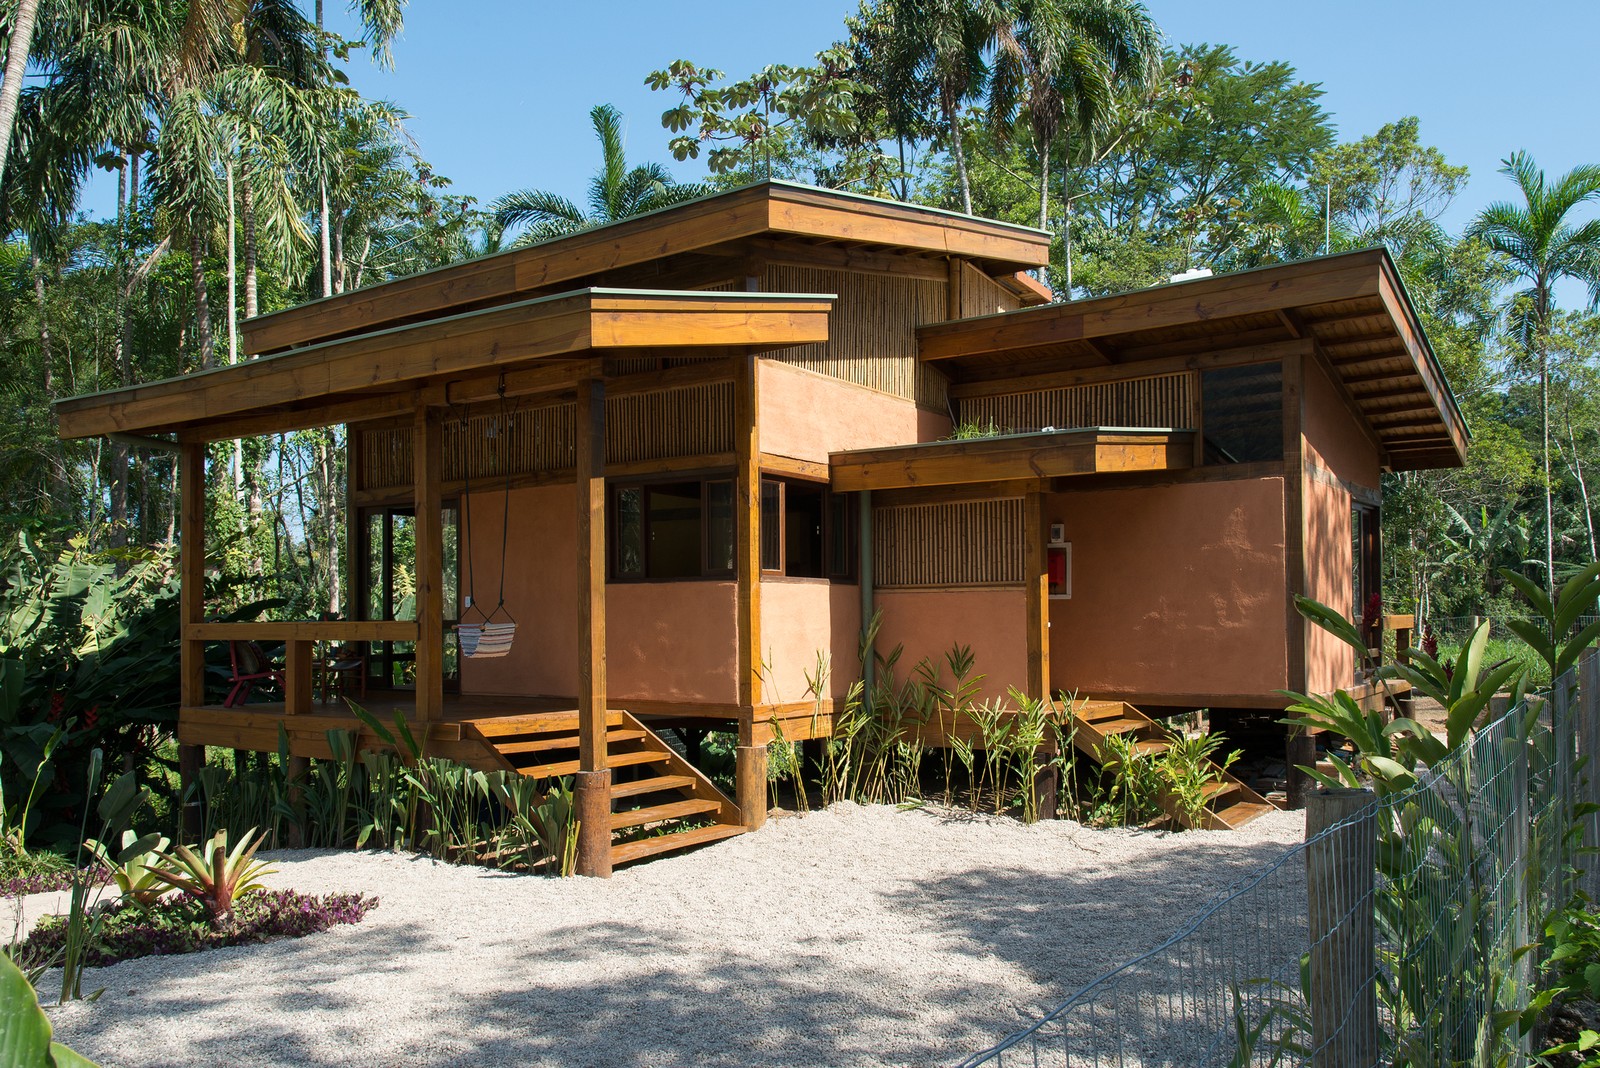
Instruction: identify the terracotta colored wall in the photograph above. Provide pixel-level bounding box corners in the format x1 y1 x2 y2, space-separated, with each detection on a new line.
459 484 579 697
872 588 1028 703
1301 358 1383 695
1045 477 1289 701
458 483 738 704
759 579 861 703
758 360 950 463
1304 474 1354 695
609 582 739 705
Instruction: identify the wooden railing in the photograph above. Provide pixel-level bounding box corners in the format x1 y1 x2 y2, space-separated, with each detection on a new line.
185 621 417 714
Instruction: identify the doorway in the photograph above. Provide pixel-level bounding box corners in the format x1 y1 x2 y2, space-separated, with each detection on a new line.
359 503 460 690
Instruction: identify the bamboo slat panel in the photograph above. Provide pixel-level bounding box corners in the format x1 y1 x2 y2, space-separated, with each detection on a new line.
873 498 1024 588
356 384 732 490
957 371 1198 434
960 261 1021 318
764 264 950 410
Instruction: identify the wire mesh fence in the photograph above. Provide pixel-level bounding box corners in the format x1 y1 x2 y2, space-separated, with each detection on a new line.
957 652 1600 1068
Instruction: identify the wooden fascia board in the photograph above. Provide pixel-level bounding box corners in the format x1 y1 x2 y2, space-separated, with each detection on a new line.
917 252 1386 362
996 270 1055 305
58 291 833 440
765 188 1050 269
829 429 1194 492
1373 260 1470 464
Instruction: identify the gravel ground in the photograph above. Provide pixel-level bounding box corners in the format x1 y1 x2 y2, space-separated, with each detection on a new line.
38 803 1305 1068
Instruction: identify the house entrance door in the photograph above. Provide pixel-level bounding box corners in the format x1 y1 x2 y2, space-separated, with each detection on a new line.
359 503 460 691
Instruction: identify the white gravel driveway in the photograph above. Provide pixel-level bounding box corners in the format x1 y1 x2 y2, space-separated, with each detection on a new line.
43 803 1304 1068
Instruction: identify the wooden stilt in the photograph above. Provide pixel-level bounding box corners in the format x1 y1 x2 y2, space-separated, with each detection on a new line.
1031 764 1060 821
574 378 610 876
412 406 444 722
574 769 613 878
736 744 768 831
285 755 310 848
178 743 204 842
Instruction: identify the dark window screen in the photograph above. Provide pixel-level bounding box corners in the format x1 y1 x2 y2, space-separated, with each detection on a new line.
1200 362 1284 464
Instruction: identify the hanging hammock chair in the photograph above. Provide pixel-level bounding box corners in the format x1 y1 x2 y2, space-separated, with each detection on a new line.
455 390 517 660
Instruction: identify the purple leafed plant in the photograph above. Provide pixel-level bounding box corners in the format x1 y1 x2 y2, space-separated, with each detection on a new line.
0 867 111 900
16 889 378 968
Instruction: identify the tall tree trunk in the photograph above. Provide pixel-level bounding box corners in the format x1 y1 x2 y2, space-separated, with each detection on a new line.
319 175 332 298
943 89 971 215
241 158 258 320
1560 409 1596 559
1541 342 1555 596
33 251 68 504
0 0 40 186
110 158 130 546
1036 137 1050 232
226 158 238 365
331 207 345 294
190 224 214 368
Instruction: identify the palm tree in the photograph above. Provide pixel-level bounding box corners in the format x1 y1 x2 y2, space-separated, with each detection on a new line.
988 0 1160 230
0 0 43 187
492 104 707 245
1468 152 1600 593
884 0 995 214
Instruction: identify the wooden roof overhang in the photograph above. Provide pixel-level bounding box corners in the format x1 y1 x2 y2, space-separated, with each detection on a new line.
240 181 1053 356
916 248 1469 472
829 427 1197 492
55 288 834 442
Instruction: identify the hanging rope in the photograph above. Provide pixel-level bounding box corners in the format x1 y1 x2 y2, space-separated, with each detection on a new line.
454 379 517 659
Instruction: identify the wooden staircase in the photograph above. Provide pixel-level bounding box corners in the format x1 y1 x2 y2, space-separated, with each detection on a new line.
1066 699 1276 830
463 710 745 867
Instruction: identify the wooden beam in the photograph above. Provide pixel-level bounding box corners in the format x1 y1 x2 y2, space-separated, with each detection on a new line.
830 429 1195 493
758 453 830 482
185 620 418 641
1284 352 1306 696
1024 490 1049 700
179 443 206 709
575 378 608 773
734 355 762 710
948 339 1312 399
413 406 444 722
177 390 423 443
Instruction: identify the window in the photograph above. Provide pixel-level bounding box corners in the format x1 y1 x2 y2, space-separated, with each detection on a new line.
761 478 855 581
1200 362 1283 464
611 478 735 581
1353 503 1381 618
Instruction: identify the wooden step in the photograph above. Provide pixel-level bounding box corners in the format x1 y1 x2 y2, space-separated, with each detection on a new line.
493 728 647 755
1087 717 1156 737
610 822 745 866
469 711 623 738
516 748 667 779
610 798 721 831
1212 800 1275 829
1131 739 1170 756
609 774 698 799
1201 780 1239 802
1075 703 1131 723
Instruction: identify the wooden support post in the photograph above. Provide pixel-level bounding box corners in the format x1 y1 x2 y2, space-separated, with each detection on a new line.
735 355 762 710
574 768 612 879
1306 787 1378 1068
412 406 444 722
179 443 206 709
574 378 610 878
178 743 204 842
1030 764 1059 822
736 744 768 831
284 640 313 714
1024 490 1050 701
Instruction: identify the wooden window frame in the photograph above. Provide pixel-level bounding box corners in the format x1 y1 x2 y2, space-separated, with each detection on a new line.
759 476 857 583
608 473 738 583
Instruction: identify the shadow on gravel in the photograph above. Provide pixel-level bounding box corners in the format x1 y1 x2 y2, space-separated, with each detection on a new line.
50 830 1307 1068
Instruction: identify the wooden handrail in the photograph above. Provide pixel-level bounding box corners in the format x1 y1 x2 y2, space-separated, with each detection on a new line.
185 620 418 642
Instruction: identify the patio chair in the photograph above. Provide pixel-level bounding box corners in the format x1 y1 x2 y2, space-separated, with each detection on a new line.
317 643 368 704
223 640 285 707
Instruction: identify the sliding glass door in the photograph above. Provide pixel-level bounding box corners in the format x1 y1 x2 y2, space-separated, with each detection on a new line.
359 503 460 690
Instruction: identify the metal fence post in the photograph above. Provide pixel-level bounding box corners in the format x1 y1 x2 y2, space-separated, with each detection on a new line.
1306 787 1378 1068
1582 649 1600 901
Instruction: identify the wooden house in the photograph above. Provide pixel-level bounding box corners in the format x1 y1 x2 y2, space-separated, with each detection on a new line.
55 180 1467 875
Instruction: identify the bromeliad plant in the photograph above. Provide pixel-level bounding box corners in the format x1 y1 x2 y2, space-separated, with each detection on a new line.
146 828 276 927
83 831 170 910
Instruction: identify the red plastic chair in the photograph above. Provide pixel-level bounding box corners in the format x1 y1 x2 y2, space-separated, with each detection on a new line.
224 641 285 707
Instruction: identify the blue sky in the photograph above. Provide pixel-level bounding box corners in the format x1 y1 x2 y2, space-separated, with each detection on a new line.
83 0 1600 296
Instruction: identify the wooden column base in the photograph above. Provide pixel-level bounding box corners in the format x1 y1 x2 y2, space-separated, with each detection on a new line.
178 744 205 843
1285 727 1317 810
574 769 613 879
1031 764 1060 821
285 755 310 848
736 745 768 831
